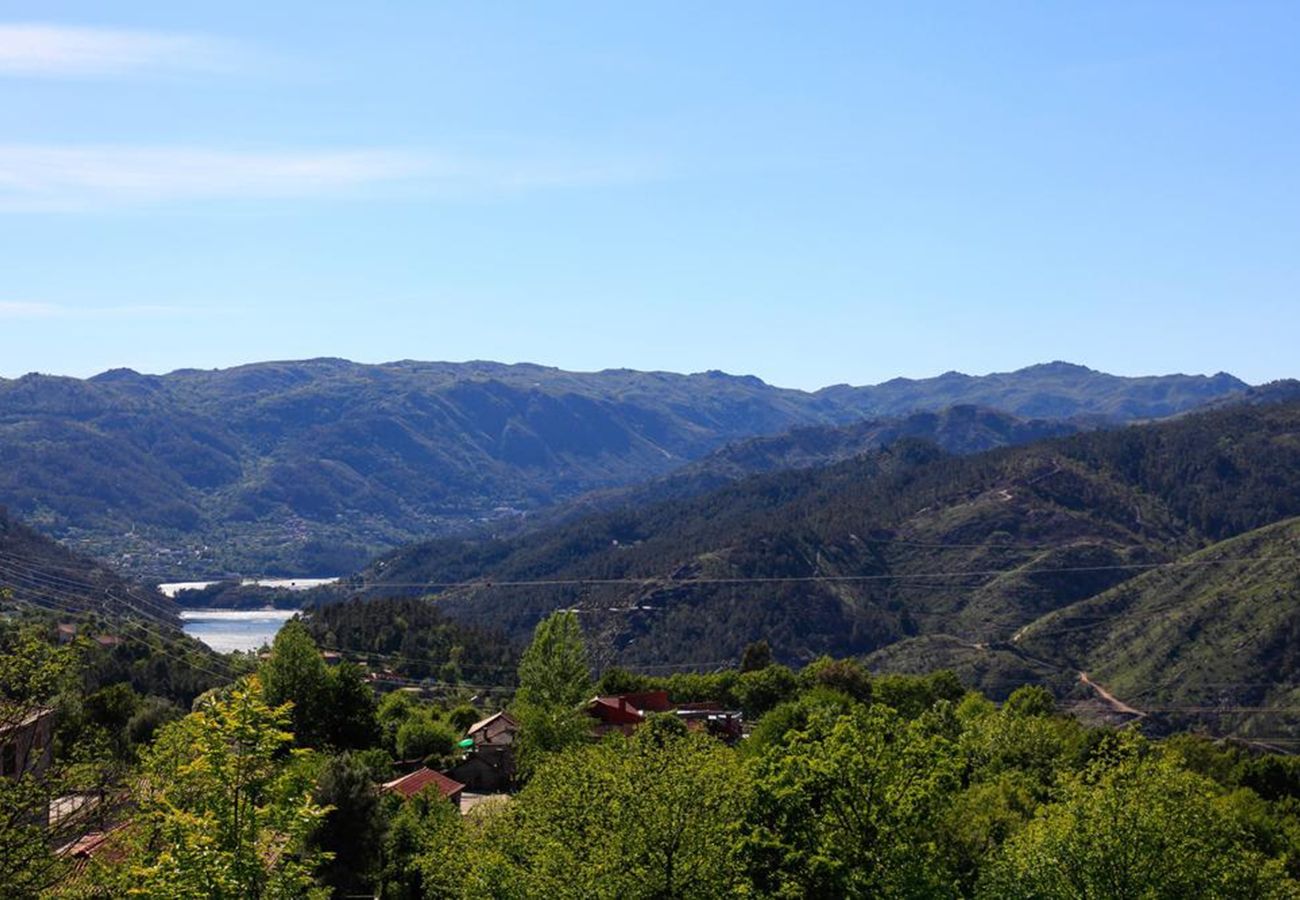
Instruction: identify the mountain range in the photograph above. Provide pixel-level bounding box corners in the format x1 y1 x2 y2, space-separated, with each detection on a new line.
0 358 1246 577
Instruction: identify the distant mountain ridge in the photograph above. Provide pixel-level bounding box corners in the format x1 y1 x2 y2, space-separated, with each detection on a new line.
0 358 1247 576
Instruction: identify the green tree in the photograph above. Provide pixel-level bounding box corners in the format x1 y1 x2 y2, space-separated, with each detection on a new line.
979 737 1300 899
116 675 329 899
0 618 80 897
323 660 379 751
126 695 185 748
512 611 593 777
734 664 798 718
470 720 750 898
396 712 457 763
311 752 389 898
377 689 419 756
515 611 591 709
744 703 962 898
873 671 965 719
740 640 774 672
798 656 872 703
260 619 330 748
381 788 470 900
447 703 482 734
1002 684 1055 719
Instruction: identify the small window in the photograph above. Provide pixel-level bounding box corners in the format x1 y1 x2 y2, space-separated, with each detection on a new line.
0 742 15 777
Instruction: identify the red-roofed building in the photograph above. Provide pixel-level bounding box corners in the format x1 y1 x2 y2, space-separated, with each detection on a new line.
56 822 132 883
382 767 465 807
585 692 743 742
585 690 673 735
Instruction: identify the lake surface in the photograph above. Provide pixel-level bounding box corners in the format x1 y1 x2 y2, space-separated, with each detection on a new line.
179 609 298 653
159 576 339 598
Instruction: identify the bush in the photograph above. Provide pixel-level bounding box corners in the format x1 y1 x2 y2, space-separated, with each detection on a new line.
397 714 459 763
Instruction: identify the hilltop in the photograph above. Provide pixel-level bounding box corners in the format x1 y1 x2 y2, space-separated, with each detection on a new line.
0 358 1244 576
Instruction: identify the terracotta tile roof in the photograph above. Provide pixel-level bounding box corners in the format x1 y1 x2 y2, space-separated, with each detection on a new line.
382 767 465 801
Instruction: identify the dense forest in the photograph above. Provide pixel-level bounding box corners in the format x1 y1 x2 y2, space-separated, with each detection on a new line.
302 597 520 686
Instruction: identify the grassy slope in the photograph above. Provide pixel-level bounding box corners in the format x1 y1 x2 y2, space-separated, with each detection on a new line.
1011 517 1300 736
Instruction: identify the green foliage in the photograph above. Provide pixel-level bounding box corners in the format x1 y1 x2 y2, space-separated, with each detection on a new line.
381 789 470 900
734 664 799 718
395 713 458 764
260 620 378 750
979 737 1300 899
126 695 185 749
874 670 965 719
744 703 964 898
744 686 855 757
1002 684 1055 718
116 676 329 899
740 639 774 672
513 611 594 778
799 655 873 703
469 723 751 898
447 703 482 734
260 619 330 746
311 752 389 898
515 611 591 710
323 660 379 750
377 690 419 755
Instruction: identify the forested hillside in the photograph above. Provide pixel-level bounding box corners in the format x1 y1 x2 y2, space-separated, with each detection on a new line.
0 358 1243 576
562 404 1084 517
0 506 177 626
340 399 1300 725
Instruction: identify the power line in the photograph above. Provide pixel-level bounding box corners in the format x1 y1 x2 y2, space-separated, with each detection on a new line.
0 562 239 681
340 552 1300 593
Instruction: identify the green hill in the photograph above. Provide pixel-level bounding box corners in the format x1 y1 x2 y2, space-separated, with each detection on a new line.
0 505 178 626
1013 517 1300 738
343 398 1300 675
0 359 1243 577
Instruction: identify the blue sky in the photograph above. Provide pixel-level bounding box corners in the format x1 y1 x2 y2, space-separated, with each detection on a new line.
2 2 1298 389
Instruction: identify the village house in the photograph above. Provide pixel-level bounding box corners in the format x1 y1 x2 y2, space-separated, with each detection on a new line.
585 692 743 742
382 767 465 808
447 711 519 790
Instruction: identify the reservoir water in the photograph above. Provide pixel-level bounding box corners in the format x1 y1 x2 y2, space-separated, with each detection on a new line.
179 608 298 653
158 576 338 598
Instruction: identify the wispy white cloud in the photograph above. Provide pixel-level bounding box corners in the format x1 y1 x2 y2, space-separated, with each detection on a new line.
0 144 660 211
0 23 243 77
0 301 204 320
